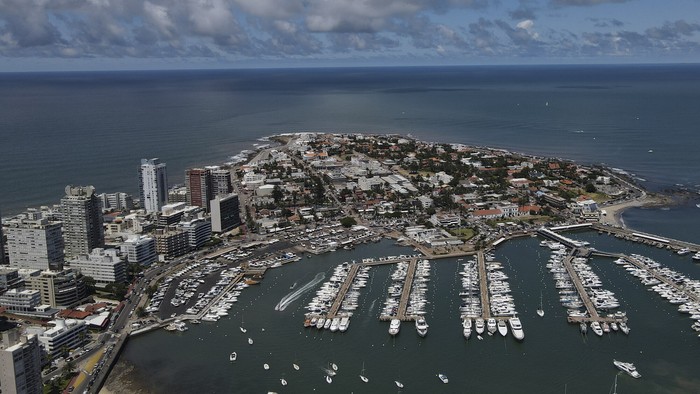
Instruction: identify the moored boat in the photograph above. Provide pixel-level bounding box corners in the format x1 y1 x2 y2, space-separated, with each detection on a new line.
497 319 508 337
508 317 524 341
229 352 237 361
462 318 472 339
415 317 429 337
438 373 449 383
389 319 401 336
475 318 485 334
487 318 497 335
395 380 404 388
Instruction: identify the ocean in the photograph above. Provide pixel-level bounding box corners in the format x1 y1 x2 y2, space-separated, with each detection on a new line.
2 64 700 215
2 64 700 392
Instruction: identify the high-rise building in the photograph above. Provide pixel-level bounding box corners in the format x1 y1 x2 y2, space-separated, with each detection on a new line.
185 168 213 211
68 248 126 288
121 236 157 267
61 185 104 258
210 167 233 198
98 192 134 212
5 210 64 271
0 207 5 265
139 158 168 214
154 227 190 260
26 269 87 309
0 329 43 394
210 194 242 233
178 218 211 249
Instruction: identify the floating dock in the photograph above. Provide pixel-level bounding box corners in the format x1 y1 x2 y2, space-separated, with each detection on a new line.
379 258 420 321
326 264 361 319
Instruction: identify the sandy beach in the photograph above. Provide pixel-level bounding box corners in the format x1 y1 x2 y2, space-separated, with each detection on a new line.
598 192 670 228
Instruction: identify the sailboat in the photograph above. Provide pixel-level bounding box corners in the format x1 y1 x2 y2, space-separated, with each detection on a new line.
359 362 369 383
536 291 544 317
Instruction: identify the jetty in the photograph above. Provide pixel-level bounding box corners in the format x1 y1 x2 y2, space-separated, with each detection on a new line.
379 257 420 321
326 264 361 319
477 251 491 319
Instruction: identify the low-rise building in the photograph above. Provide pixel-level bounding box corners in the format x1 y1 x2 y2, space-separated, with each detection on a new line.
34 319 87 359
121 235 157 267
26 270 87 309
0 289 41 314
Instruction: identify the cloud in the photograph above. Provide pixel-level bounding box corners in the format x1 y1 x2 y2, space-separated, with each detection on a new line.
551 0 632 6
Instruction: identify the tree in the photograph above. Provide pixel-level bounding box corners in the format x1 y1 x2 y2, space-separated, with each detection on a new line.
585 183 597 193
340 216 357 228
63 359 76 378
82 276 96 295
272 185 284 203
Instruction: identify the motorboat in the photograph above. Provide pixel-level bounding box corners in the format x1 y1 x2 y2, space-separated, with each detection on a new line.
462 318 472 339
389 319 401 336
248 337 254 345
613 360 641 378
240 326 247 333
339 317 350 332
229 352 237 361
330 318 340 332
264 363 270 370
497 319 508 337
293 363 300 371
619 322 630 335
537 291 545 317
580 322 588 334
395 380 404 388
415 317 429 337
487 318 497 335
331 363 338 371
475 318 485 334
438 373 449 384
326 375 333 384
508 317 524 341
591 321 604 336
280 378 287 386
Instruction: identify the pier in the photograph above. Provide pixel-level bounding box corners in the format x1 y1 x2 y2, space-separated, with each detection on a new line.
477 251 491 319
622 255 700 303
592 223 700 253
379 258 420 321
326 264 361 319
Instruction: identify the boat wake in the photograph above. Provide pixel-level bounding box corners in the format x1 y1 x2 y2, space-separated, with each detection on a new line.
275 273 325 311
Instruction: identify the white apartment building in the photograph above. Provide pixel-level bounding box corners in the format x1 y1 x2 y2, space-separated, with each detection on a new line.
139 158 169 214
5 211 64 271
68 248 126 288
121 236 157 267
0 330 43 394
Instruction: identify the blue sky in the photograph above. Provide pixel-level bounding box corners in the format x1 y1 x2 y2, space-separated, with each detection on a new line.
0 0 699 71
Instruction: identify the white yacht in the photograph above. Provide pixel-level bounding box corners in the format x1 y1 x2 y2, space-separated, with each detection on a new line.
693 252 700 261
613 360 641 378
497 319 508 337
248 337 254 345
591 321 604 336
475 318 485 334
508 317 524 341
677 248 691 256
415 317 429 337
330 318 340 332
359 362 369 383
462 318 472 339
395 380 404 388
263 363 270 370
389 319 401 336
487 318 497 335
280 378 287 386
619 321 630 335
229 352 237 361
339 317 350 332
326 375 333 384
438 373 449 384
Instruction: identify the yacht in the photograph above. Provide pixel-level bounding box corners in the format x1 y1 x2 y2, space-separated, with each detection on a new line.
326 375 333 384
508 317 524 341
293 363 300 371
619 322 630 335
497 319 508 337
693 252 700 261
613 360 641 378
677 248 691 256
580 322 588 334
438 373 449 384
330 318 340 332
359 362 369 383
248 337 254 345
462 318 472 339
475 318 485 334
389 319 401 336
339 317 350 332
395 380 404 388
264 363 270 370
415 317 429 337
229 352 237 361
591 321 604 336
487 318 497 335
280 378 287 386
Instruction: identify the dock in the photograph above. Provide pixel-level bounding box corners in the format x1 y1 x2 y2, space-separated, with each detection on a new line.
477 251 491 319
622 255 700 303
592 223 700 253
326 264 361 319
379 258 419 321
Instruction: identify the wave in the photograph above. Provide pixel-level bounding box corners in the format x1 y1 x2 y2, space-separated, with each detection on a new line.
275 272 325 311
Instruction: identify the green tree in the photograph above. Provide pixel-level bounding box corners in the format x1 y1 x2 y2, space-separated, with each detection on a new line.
272 185 284 203
63 359 76 378
340 216 357 228
585 183 597 193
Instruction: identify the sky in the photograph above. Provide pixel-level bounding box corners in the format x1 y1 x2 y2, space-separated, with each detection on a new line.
0 0 699 71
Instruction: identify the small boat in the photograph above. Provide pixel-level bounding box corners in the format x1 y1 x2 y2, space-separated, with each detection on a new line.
326 375 333 384
537 291 545 317
613 359 641 378
248 337 254 345
359 362 369 383
280 378 287 386
438 373 449 384
264 363 270 370
395 380 404 388
293 363 300 371
580 322 588 334
497 319 508 337
415 317 429 337
591 321 604 337
229 352 237 361
477 335 483 340
331 363 338 371
240 327 247 333
619 322 630 335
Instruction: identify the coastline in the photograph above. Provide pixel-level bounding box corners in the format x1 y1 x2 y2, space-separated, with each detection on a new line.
598 192 672 228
